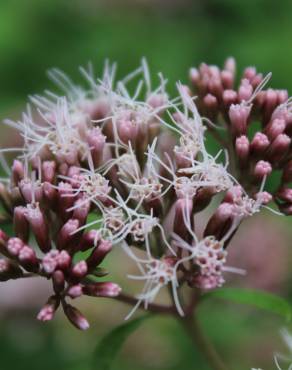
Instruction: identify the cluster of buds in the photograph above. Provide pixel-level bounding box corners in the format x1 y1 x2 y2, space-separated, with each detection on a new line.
0 58 290 327
189 58 292 215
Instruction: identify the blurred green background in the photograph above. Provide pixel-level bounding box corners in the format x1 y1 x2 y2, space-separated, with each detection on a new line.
1 1 292 369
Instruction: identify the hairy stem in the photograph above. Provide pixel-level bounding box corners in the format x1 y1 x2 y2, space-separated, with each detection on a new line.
180 314 229 370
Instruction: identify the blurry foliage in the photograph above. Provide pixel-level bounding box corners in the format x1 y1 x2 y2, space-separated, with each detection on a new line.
0 1 292 369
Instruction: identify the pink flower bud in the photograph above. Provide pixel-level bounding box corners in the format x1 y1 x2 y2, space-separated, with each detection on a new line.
79 230 100 251
42 251 58 274
221 70 234 89
268 134 291 161
56 250 71 270
43 182 58 205
12 160 24 185
63 304 89 330
203 94 218 112
71 260 88 279
19 179 43 204
243 67 257 81
277 188 292 203
57 218 80 250
24 204 51 253
57 182 75 219
72 198 90 225
87 127 106 167
265 118 286 140
118 119 139 144
18 245 39 271
193 274 224 290
255 191 272 205
86 240 112 271
204 202 234 239
189 67 200 85
224 57 236 75
235 135 249 163
67 284 83 298
83 282 121 297
42 161 56 183
222 89 237 107
254 160 272 179
229 104 251 136
37 296 60 322
250 132 270 154
13 206 30 242
238 79 253 102
7 237 24 256
52 270 65 293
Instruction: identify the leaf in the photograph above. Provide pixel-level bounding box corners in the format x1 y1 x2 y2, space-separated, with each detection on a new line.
91 315 150 370
202 288 292 321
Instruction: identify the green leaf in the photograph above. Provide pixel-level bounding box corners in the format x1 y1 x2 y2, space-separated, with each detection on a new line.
91 315 150 370
202 288 292 321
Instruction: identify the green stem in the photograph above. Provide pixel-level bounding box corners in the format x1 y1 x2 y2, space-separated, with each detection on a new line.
180 314 229 370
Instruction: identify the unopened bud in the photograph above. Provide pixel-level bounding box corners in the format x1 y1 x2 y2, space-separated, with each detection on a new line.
83 282 121 297
253 160 272 179
86 240 112 271
37 296 60 322
63 304 89 331
13 206 29 242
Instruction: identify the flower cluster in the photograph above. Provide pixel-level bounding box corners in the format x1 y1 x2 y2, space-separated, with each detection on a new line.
189 58 292 215
0 58 290 329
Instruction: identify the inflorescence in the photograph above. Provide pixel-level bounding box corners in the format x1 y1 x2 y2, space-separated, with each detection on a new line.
0 58 291 330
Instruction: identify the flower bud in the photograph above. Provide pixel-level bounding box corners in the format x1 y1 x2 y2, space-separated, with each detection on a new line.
11 160 24 185
276 188 292 203
52 270 65 293
67 284 83 299
86 240 112 271
24 204 51 253
37 296 60 322
19 179 43 204
7 237 24 256
78 230 100 251
71 260 88 279
221 70 234 89
222 90 237 107
0 259 23 281
204 202 234 240
229 104 251 136
43 182 58 206
250 132 270 154
253 160 272 179
57 218 80 250
87 127 106 167
42 161 56 183
63 304 89 331
13 206 29 242
265 118 286 140
235 135 249 164
42 251 58 274
268 134 291 162
18 245 39 271
83 282 121 297
238 79 253 102
72 198 90 225
57 182 75 220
